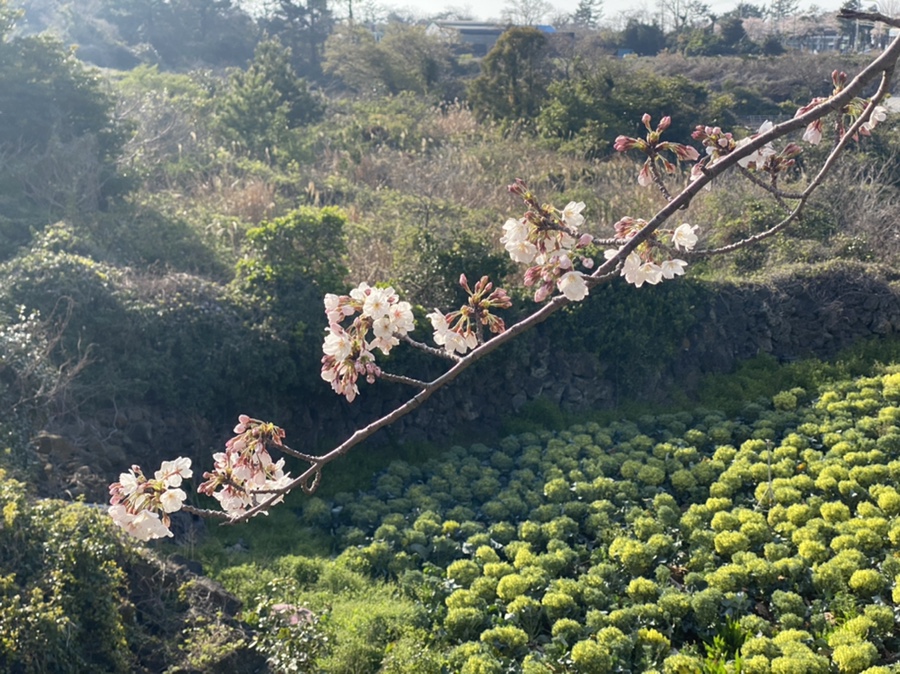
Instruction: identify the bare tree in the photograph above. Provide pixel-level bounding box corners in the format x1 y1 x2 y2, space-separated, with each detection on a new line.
656 0 710 33
501 0 552 25
878 0 900 17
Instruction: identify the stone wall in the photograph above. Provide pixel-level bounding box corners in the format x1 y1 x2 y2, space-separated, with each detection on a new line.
328 261 900 443
43 262 900 501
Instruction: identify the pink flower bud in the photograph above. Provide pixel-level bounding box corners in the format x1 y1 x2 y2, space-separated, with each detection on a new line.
673 144 700 161
534 283 552 303
637 162 653 187
614 135 639 152
658 116 671 131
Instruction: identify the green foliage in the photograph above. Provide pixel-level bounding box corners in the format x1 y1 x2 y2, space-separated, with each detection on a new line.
249 591 330 673
208 359 900 672
469 27 551 122
538 61 726 157
620 20 667 56
0 472 133 672
236 206 348 295
0 4 127 237
552 276 706 397
97 0 257 69
324 24 458 99
217 38 324 159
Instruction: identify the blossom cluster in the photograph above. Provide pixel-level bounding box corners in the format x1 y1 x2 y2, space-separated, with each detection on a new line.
197 414 292 517
604 220 699 288
796 71 889 145
321 283 415 401
427 274 512 356
614 114 700 187
502 180 595 303
691 120 802 180
108 457 192 540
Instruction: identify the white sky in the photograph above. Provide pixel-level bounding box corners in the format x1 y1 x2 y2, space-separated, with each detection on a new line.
378 0 846 24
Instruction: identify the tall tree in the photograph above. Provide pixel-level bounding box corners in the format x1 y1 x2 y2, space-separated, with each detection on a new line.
620 20 667 55
719 15 751 51
263 0 334 81
768 0 799 28
0 0 125 237
98 0 257 68
735 1 765 17
468 27 551 121
324 24 456 97
656 0 710 33
572 0 603 28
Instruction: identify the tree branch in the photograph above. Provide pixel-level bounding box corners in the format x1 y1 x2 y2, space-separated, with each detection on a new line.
220 27 900 524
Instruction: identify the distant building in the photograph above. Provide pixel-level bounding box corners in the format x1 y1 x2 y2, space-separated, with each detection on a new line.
426 21 566 57
783 27 842 52
426 21 506 56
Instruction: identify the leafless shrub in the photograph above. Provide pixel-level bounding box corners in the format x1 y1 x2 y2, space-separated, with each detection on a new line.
2 299 94 426
825 155 900 261
15 134 104 215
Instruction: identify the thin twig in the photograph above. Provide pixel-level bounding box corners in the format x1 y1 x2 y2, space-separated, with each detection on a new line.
380 372 429 388
182 505 230 520
277 443 320 463
737 165 805 203
401 334 461 361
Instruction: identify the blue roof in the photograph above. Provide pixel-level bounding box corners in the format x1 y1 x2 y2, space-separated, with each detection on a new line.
535 25 556 33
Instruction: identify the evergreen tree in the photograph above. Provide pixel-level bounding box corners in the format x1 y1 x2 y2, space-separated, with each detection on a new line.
620 20 667 56
468 27 551 121
217 38 323 156
263 0 334 81
572 0 602 28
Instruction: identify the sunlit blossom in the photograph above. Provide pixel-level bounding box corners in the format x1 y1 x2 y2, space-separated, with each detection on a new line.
661 259 688 279
736 120 776 168
322 326 353 362
561 201 586 229
557 271 589 301
672 223 699 252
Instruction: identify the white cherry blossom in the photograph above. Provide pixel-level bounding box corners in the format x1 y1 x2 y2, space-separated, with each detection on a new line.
362 286 394 320
557 271 589 301
672 224 699 251
159 488 187 513
322 326 353 362
661 259 688 279
155 457 192 487
561 201 586 229
736 120 776 168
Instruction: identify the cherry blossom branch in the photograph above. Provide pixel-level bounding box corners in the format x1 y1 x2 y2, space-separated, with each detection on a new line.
274 443 321 463
226 291 579 523
692 39 898 257
108 22 900 538
182 504 230 520
227 32 900 523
